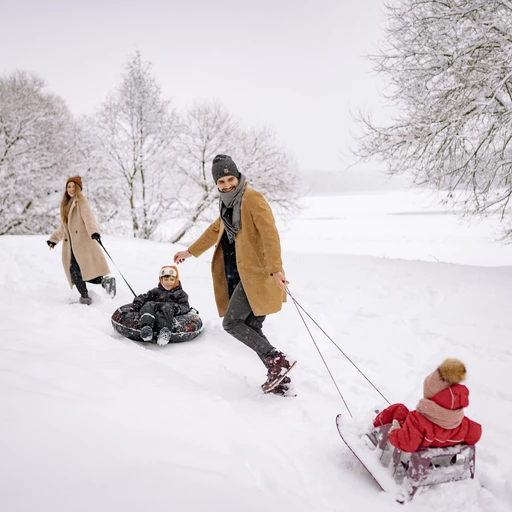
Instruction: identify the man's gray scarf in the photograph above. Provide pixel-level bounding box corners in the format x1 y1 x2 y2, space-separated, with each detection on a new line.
219 174 246 244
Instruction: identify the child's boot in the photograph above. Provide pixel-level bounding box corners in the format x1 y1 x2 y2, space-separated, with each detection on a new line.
157 327 171 346
140 325 153 342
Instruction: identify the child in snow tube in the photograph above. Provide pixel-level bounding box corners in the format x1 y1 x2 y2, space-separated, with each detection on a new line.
373 358 482 452
111 265 203 345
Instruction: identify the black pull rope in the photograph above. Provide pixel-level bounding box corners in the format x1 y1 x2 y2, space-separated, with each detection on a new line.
96 240 137 297
286 287 391 407
286 286 353 417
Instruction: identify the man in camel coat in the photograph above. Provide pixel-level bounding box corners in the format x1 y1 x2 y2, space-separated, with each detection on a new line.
174 154 296 395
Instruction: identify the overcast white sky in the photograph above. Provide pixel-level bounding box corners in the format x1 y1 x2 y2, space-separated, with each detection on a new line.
1 0 390 174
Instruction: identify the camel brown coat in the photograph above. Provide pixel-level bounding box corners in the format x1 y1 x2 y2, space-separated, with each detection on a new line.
188 184 286 317
49 197 110 288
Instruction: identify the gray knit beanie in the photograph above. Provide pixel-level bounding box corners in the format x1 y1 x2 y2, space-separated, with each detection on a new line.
212 154 240 183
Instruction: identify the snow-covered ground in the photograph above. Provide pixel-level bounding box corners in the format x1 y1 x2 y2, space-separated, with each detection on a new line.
1 189 511 512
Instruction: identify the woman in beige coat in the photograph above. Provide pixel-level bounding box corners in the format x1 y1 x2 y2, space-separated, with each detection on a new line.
47 176 115 305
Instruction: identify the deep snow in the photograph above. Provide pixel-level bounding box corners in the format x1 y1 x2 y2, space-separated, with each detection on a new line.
1 190 511 512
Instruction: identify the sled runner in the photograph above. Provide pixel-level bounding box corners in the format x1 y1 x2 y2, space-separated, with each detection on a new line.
336 414 476 502
336 415 402 498
111 303 203 343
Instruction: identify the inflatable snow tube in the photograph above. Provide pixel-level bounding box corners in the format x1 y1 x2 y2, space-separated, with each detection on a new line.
111 303 204 343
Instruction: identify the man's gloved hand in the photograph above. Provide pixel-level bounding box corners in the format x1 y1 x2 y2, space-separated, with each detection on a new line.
47 240 56 249
91 233 101 242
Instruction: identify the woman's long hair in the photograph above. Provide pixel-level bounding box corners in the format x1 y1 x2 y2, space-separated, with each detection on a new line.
60 184 84 224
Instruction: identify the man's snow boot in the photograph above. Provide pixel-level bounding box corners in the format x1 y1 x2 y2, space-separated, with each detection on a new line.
140 325 153 342
157 327 171 346
268 376 296 397
261 351 296 393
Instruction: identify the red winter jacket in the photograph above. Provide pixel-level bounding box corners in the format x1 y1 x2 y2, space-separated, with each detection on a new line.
374 385 482 453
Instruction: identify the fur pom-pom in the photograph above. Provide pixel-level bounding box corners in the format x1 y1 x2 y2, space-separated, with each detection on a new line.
438 358 466 384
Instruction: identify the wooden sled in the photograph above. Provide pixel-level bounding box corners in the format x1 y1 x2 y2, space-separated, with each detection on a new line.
367 423 476 501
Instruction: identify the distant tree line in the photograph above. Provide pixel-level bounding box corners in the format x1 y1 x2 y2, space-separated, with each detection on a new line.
0 52 299 241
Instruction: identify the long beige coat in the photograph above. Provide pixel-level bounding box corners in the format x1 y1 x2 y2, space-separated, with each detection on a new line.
188 184 286 317
49 197 110 288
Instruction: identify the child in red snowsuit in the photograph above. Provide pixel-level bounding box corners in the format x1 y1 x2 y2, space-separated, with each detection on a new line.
374 359 482 453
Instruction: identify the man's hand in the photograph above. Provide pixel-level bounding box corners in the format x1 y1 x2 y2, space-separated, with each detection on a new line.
91 233 101 242
174 250 192 264
47 240 56 249
272 271 289 291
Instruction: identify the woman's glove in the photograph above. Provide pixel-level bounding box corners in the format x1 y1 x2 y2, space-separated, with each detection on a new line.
91 233 101 242
47 240 56 249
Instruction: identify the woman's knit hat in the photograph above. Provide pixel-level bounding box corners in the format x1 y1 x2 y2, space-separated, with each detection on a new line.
66 175 83 190
211 154 240 183
438 358 466 384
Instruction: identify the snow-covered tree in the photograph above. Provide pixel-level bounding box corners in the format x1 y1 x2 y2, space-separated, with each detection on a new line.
95 52 178 239
355 0 512 228
236 125 300 215
0 71 74 235
169 101 239 242
171 100 299 243
69 116 126 232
